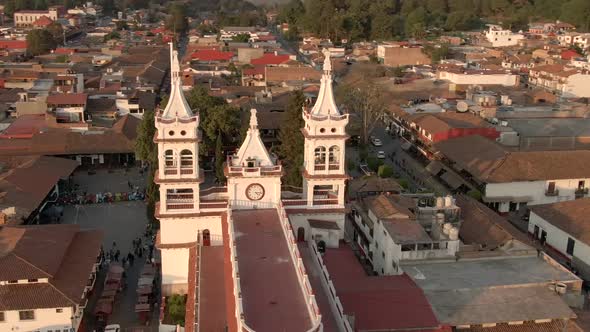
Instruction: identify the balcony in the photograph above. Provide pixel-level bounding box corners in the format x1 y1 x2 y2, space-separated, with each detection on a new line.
545 189 559 197
575 188 588 198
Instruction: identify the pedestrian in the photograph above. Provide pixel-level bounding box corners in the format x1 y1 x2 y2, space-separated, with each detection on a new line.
129 253 135 266
112 241 117 248
128 180 132 189
138 247 143 257
115 249 120 262
122 256 127 267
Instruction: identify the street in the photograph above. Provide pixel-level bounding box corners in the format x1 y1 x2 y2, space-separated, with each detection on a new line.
346 126 449 195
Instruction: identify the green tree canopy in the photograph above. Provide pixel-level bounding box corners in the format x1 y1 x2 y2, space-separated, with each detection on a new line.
276 90 306 187
26 29 57 56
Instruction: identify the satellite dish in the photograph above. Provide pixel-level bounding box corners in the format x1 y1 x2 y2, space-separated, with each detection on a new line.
457 101 469 112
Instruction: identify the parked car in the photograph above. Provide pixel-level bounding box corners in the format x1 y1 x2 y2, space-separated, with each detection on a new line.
377 151 386 159
371 137 383 146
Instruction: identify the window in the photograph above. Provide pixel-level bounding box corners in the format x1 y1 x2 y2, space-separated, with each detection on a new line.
180 149 193 168
0 311 4 322
56 308 63 313
19 310 35 320
547 181 556 193
567 238 575 256
8 280 18 284
579 180 585 189
382 251 385 259
28 278 38 283
375 242 379 249
168 130 175 136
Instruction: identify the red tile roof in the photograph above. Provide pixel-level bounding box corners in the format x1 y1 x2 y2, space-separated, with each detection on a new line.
561 49 581 60
323 244 440 331
54 47 75 55
32 15 53 27
242 64 265 76
250 53 290 65
46 93 88 105
0 40 27 50
0 225 103 310
191 50 234 62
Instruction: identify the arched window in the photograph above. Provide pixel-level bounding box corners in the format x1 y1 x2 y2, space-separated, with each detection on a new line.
329 146 340 164
314 146 326 164
165 150 175 167
180 149 193 168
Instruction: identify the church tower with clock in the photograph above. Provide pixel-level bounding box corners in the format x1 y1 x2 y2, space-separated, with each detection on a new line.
226 109 282 209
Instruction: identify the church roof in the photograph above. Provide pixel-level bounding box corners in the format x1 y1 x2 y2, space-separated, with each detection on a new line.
160 43 194 119
233 109 274 167
308 49 340 116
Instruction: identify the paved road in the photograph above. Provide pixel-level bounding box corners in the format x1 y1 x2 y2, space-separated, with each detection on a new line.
346 126 449 195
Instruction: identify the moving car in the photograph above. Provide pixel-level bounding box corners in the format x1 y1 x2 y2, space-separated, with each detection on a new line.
105 325 121 332
371 137 383 146
377 151 386 159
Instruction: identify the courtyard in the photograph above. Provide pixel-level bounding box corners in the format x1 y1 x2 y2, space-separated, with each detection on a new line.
60 168 159 332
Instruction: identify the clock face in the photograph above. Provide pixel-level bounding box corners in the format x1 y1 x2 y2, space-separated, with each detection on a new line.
245 183 265 201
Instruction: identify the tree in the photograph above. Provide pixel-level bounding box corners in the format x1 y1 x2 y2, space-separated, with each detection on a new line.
214 134 225 183
26 29 56 55
165 3 188 33
33 0 47 10
46 22 64 45
135 110 157 165
378 164 394 178
338 83 387 145
276 90 306 187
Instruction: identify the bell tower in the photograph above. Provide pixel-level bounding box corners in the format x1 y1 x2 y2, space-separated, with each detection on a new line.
226 109 282 209
302 49 349 208
155 43 204 295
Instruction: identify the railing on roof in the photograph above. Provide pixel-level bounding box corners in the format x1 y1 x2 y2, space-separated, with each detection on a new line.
303 110 348 122
276 201 323 331
226 156 282 176
308 240 354 332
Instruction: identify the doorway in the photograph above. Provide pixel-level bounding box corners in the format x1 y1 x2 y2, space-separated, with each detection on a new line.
533 225 539 240
202 229 211 246
540 230 547 245
297 227 305 242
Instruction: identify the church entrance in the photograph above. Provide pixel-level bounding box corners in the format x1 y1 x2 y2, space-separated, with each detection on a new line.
202 229 211 246
297 227 305 242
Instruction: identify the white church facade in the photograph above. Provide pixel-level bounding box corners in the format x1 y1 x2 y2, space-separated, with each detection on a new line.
155 44 348 331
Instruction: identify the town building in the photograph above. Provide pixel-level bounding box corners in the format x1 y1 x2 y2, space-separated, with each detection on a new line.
377 43 432 67
0 224 103 332
435 135 590 213
14 9 59 27
484 24 525 47
529 198 590 279
437 65 520 87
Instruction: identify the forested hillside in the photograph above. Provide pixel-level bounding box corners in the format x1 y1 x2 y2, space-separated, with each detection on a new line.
278 0 590 41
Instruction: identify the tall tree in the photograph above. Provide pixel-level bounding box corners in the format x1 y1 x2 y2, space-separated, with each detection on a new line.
338 83 387 145
276 90 305 187
214 134 225 183
26 29 56 55
135 110 157 165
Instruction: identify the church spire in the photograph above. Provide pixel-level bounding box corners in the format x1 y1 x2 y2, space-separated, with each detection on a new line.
233 109 274 167
308 48 340 116
160 43 194 119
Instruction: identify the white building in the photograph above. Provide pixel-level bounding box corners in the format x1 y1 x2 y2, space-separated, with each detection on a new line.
435 135 590 214
528 198 590 279
351 194 461 275
563 72 590 98
155 46 347 330
0 225 102 332
572 33 590 50
484 24 524 47
437 67 520 87
13 9 59 27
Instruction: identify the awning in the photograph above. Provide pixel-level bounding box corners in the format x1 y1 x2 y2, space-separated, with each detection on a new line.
441 171 466 190
426 161 443 175
482 195 532 203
